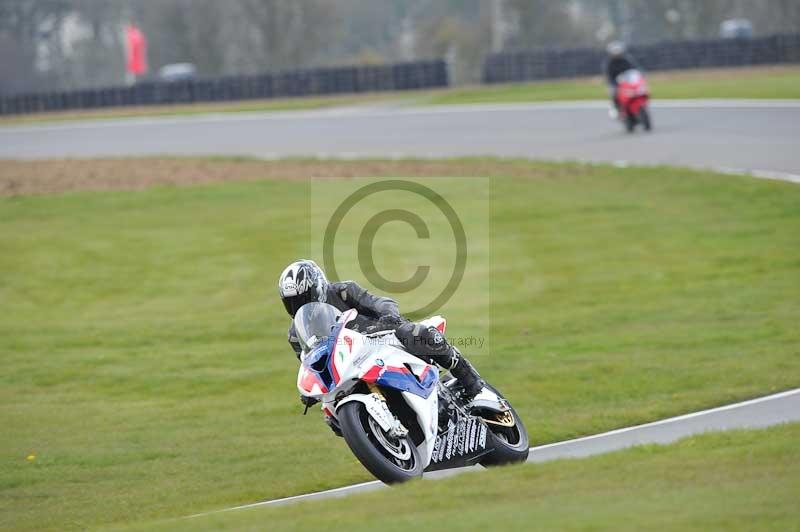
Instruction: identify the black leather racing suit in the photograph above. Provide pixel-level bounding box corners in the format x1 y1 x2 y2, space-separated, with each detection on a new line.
605 55 638 108
287 281 482 392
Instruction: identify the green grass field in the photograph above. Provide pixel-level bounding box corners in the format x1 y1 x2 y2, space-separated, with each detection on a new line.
425 65 800 105
141 424 800 531
2 65 798 125
1 159 799 530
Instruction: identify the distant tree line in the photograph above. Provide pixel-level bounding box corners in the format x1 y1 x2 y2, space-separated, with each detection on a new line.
2 0 799 94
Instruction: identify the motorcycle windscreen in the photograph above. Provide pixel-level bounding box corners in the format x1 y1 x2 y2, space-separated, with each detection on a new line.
616 69 642 85
293 302 342 352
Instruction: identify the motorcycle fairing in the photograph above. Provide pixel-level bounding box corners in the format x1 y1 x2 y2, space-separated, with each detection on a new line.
299 309 364 393
296 306 442 467
627 96 648 115
298 343 333 395
323 307 377 390
298 369 328 395
325 309 438 399
615 68 649 117
361 364 438 399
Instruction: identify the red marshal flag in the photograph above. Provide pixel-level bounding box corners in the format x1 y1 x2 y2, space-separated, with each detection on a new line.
126 24 148 76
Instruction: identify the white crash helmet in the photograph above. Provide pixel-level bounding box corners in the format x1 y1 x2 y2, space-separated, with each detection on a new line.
278 259 329 316
606 41 626 57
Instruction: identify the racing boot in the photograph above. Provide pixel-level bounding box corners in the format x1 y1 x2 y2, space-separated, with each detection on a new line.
448 349 485 401
450 348 510 414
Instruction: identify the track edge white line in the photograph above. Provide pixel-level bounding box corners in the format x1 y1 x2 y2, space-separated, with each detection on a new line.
185 387 800 519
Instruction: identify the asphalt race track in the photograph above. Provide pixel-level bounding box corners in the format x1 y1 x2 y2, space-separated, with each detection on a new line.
192 389 800 516
2 100 800 179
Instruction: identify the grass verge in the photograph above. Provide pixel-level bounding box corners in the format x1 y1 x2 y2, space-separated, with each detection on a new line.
138 423 800 531
0 92 410 126
0 158 798 530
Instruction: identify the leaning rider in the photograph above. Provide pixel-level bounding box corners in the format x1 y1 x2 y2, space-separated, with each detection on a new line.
278 259 486 409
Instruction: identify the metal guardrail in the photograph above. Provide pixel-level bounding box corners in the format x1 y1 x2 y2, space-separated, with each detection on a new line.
483 33 800 84
0 60 449 116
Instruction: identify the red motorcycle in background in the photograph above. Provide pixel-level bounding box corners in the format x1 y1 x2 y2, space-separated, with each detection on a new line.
615 69 652 133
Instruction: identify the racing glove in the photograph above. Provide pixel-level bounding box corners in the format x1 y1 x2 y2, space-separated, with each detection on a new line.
376 314 407 330
300 395 319 408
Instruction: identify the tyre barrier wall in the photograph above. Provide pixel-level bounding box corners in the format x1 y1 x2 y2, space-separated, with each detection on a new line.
483 33 800 83
0 60 448 116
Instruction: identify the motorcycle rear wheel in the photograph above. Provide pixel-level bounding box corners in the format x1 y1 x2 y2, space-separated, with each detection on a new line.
338 401 423 484
625 113 637 133
639 107 652 131
478 385 530 467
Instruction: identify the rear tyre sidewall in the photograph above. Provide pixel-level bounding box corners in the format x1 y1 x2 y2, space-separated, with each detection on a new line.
338 401 423 484
625 112 636 133
640 107 652 131
479 385 530 467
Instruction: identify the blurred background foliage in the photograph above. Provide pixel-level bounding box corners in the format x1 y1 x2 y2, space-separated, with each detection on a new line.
2 0 800 93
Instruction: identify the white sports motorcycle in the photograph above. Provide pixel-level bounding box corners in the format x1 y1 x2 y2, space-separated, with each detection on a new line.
295 302 529 484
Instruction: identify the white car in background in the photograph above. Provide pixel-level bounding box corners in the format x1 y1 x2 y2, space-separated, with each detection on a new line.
157 63 197 83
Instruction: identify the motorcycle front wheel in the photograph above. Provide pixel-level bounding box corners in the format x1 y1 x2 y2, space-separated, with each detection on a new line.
338 401 423 484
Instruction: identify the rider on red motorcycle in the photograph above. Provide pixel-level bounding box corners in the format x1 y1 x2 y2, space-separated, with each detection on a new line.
604 41 639 119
